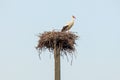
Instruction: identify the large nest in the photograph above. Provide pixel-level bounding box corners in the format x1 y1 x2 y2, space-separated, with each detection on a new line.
36 31 78 55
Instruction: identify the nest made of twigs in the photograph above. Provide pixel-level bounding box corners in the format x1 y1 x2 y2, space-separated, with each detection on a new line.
36 30 78 55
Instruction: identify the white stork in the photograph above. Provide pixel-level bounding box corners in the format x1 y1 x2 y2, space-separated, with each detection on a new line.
61 16 76 32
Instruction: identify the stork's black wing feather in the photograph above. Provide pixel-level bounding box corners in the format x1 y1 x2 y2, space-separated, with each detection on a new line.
61 25 69 32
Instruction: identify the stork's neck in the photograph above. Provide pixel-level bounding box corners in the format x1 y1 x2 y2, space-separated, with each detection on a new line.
72 17 75 21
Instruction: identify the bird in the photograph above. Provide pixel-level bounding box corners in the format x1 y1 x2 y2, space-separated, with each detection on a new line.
61 16 76 32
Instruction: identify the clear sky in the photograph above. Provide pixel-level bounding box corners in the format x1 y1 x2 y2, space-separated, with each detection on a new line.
0 0 120 80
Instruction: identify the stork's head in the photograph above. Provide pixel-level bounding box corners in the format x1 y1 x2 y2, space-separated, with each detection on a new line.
72 15 76 19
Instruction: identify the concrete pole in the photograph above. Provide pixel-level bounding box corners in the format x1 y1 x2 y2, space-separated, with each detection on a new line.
54 40 61 80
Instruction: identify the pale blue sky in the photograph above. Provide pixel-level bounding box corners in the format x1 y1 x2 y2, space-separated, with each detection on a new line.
0 0 120 80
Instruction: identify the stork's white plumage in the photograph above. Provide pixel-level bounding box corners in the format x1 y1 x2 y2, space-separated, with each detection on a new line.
61 16 76 32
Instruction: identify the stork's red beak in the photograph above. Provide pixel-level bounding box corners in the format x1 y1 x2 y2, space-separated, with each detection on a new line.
72 16 76 19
